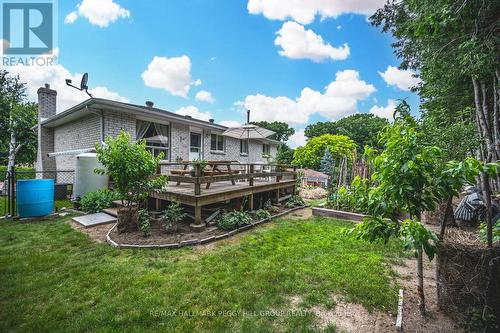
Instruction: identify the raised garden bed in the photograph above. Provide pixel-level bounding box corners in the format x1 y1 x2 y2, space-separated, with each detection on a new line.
106 205 306 249
311 206 366 222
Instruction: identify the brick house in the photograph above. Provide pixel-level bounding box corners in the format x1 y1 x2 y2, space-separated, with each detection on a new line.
36 84 280 173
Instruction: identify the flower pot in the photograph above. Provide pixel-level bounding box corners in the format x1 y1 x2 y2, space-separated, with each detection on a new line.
117 206 139 233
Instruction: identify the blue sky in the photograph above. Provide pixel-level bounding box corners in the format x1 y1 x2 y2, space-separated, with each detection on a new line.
5 0 420 147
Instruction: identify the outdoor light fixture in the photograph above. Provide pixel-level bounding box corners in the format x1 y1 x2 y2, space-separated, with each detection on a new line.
65 72 93 98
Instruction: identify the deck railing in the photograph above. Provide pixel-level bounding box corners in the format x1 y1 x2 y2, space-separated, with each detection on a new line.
157 161 298 195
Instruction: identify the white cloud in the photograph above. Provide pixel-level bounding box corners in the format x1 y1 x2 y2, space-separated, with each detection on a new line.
287 128 307 148
220 120 242 128
275 21 349 62
195 90 215 103
174 106 212 121
379 66 420 91
142 55 200 98
5 62 129 112
248 0 386 24
65 0 130 27
369 99 397 121
242 69 375 125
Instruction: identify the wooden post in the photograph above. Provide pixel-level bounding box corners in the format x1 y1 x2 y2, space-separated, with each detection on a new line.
249 194 254 211
194 163 201 195
190 204 205 232
275 189 280 203
292 166 297 194
249 164 254 186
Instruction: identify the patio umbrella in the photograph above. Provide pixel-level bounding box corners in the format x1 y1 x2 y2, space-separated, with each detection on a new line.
222 110 275 139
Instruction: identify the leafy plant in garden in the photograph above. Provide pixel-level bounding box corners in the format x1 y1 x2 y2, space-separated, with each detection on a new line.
95 130 166 232
479 221 500 243
264 199 280 213
138 209 151 237
284 195 305 208
80 189 121 213
161 201 186 233
217 210 252 231
255 209 271 220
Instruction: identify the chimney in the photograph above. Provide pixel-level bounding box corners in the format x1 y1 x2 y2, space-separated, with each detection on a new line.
36 83 57 175
37 83 57 120
209 119 214 123
145 101 154 108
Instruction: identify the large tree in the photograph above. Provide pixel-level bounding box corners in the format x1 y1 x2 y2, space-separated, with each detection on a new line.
305 114 388 152
293 134 356 169
0 71 38 168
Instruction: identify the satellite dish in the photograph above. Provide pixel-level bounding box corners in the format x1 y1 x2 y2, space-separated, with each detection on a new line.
80 73 88 90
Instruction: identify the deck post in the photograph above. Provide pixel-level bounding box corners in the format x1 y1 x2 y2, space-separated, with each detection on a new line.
249 164 254 186
292 166 297 194
275 189 280 203
194 163 201 195
248 194 254 211
190 204 205 232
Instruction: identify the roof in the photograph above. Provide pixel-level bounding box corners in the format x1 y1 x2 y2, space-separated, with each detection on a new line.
298 168 329 179
41 98 283 144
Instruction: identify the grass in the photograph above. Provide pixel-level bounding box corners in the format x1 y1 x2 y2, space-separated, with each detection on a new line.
0 214 405 332
304 198 328 207
0 197 73 215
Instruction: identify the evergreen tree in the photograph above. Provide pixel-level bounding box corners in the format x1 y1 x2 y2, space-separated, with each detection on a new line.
319 149 334 175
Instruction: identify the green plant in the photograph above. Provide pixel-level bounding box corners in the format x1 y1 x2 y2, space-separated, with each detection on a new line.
479 221 500 243
80 189 121 213
292 134 356 169
264 199 279 213
138 209 151 237
285 195 305 208
161 201 186 233
95 131 167 231
217 210 252 231
255 209 271 220
191 159 208 172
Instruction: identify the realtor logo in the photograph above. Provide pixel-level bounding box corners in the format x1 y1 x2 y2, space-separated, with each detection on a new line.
2 0 55 55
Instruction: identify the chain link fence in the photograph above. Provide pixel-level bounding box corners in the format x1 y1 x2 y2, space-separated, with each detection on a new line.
1 170 75 218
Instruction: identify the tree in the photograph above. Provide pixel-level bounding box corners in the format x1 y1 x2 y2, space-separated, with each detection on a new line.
319 149 334 175
275 144 294 165
305 114 388 152
347 102 498 314
95 131 166 232
0 70 38 172
292 134 356 170
251 121 295 142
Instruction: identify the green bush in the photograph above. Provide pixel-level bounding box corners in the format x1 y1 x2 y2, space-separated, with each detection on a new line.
161 202 186 233
255 209 271 220
218 210 252 231
479 221 500 243
284 195 305 208
80 189 121 213
138 209 151 237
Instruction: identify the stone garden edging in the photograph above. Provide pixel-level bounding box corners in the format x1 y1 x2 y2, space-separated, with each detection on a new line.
105 206 307 249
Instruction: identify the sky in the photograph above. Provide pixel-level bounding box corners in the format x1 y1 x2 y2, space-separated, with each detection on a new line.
3 0 420 148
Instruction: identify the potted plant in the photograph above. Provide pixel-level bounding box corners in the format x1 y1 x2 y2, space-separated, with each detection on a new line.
95 131 166 233
190 159 208 177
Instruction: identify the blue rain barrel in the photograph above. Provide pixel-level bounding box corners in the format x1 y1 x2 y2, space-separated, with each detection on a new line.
16 179 54 218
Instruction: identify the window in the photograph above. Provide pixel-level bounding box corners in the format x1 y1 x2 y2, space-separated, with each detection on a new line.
210 133 225 152
137 120 169 159
240 139 248 155
262 143 270 156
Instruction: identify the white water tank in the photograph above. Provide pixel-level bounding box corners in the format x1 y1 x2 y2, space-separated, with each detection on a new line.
73 153 108 199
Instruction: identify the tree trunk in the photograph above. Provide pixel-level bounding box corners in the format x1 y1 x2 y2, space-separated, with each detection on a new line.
417 245 425 314
493 73 500 188
482 172 493 248
439 196 453 240
473 78 493 161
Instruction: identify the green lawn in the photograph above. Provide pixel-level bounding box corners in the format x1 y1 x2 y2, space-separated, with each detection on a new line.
0 197 73 215
0 215 404 332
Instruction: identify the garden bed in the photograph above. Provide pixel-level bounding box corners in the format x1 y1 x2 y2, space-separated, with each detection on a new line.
311 206 366 222
106 205 306 249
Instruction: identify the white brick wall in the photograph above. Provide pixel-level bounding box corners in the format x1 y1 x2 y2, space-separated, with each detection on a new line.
54 114 101 170
103 110 136 139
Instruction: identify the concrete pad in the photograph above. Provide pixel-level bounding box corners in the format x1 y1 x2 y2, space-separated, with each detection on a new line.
72 213 116 228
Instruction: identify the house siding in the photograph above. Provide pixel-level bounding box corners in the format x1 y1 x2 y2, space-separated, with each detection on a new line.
54 114 101 170
103 110 136 139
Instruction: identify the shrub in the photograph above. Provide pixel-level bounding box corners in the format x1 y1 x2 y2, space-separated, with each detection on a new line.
285 195 305 208
161 201 186 233
218 210 252 231
264 199 280 213
255 209 271 220
138 209 151 237
80 189 121 213
479 221 500 243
